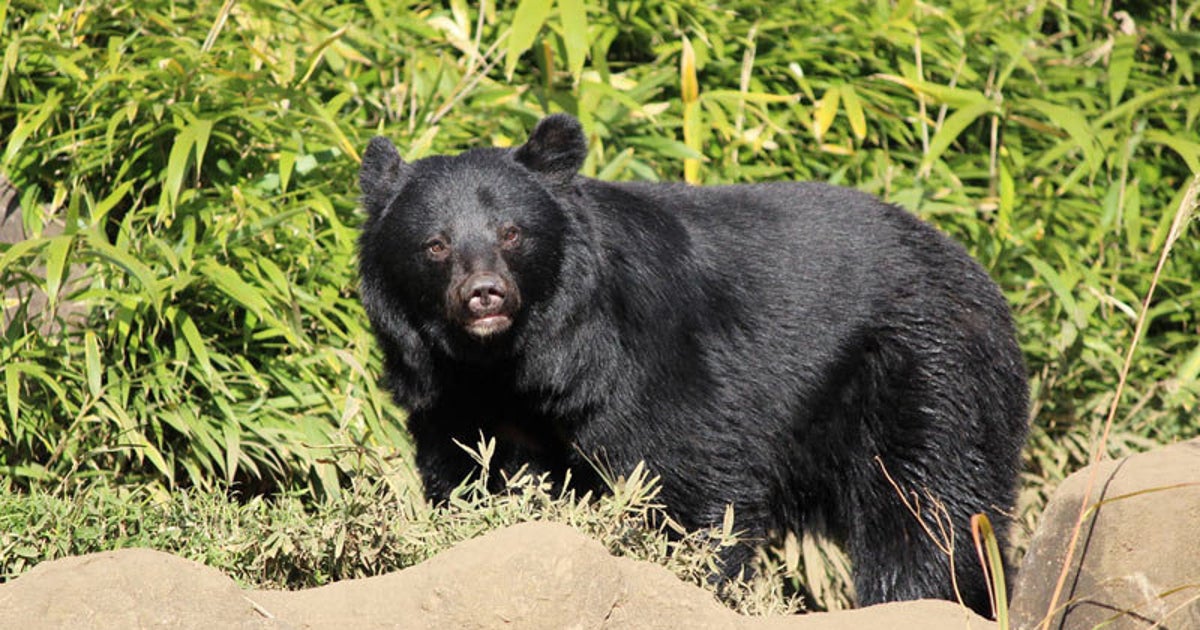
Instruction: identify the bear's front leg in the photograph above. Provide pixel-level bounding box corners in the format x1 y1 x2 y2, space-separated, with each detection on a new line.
408 413 486 504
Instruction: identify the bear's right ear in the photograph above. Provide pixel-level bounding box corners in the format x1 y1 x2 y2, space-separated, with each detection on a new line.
359 136 412 216
513 114 587 183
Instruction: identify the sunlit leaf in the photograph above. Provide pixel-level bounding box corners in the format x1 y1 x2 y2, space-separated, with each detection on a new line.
813 86 840 143
680 36 699 104
41 234 72 306
1108 34 1136 109
921 100 998 173
2 90 61 168
505 0 553 79
559 0 588 80
1145 130 1200 174
1027 99 1103 173
840 84 867 141
84 331 102 398
161 117 213 210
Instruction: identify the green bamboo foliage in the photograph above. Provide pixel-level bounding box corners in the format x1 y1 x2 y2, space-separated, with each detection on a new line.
681 36 701 183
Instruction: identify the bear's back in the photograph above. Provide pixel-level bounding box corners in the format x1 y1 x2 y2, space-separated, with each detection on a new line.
576 178 983 323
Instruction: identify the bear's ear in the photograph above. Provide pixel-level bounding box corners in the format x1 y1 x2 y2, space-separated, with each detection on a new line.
513 114 587 182
359 136 412 216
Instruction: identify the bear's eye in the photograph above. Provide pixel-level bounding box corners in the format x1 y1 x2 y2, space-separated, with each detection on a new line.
500 225 521 247
425 238 449 260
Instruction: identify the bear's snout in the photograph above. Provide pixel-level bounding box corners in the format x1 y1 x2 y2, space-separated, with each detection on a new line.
462 273 507 316
455 272 519 338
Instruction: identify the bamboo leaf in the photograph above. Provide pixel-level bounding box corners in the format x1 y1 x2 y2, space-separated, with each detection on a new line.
402 125 440 162
0 34 16 96
84 331 102 398
162 128 191 210
0 237 44 278
681 36 701 184
1145 130 1200 174
921 101 997 173
1026 256 1081 328
1124 183 1142 254
558 0 588 81
2 90 61 167
134 431 172 482
626 136 706 161
704 90 799 104
5 362 70 424
971 514 1008 625
161 118 212 210
684 101 702 184
505 0 553 79
91 180 134 226
175 310 215 381
997 161 1014 240
4 365 18 434
199 261 270 318
84 230 163 311
840 84 867 140
597 147 634 180
813 86 840 143
1157 31 1194 85
1095 86 1188 128
1177 342 1200 386
1027 99 1102 173
874 74 988 108
190 118 213 183
680 36 699 104
298 24 351 86
1108 34 1136 109
279 151 296 194
42 234 72 305
224 424 241 485
307 95 357 161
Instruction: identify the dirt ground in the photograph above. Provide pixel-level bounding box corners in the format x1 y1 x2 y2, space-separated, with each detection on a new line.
0 521 993 630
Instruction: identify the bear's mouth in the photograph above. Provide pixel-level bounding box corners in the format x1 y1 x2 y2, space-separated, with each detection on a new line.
465 314 513 338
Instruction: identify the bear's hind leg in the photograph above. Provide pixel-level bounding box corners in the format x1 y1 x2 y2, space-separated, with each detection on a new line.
843 458 998 618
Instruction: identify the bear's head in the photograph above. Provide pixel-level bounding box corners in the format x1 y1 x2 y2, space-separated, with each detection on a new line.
357 114 587 357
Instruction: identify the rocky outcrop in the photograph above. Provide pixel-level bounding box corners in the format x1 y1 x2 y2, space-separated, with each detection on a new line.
0 522 993 630
1010 439 1200 629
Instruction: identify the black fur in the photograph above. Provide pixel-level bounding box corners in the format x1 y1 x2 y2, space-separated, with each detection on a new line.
356 115 1028 617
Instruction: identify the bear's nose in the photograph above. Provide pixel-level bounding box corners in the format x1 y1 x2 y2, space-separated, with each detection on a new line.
462 273 507 315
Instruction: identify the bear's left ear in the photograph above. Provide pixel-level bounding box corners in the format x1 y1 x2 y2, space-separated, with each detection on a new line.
359 136 412 217
513 114 587 182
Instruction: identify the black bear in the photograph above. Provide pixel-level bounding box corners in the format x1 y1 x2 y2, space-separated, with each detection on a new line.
357 114 1028 617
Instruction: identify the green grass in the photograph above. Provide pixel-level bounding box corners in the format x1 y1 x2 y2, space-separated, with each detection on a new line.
2 0 1198 614
0 448 805 615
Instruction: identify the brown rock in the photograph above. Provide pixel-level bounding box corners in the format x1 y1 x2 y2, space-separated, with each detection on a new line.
248 520 743 629
0 548 277 629
1010 438 1200 629
0 521 995 629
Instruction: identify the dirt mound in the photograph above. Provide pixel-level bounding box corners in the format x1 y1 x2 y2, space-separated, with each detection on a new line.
1 521 991 629
0 547 272 629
